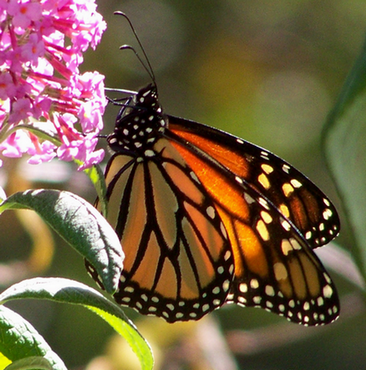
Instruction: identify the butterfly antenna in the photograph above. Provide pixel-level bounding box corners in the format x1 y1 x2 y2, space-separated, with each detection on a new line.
119 45 155 84
114 11 156 85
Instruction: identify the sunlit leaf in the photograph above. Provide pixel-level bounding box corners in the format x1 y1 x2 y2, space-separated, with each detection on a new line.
0 306 66 370
0 278 153 370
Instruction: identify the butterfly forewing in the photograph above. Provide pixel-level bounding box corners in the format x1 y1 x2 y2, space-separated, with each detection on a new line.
168 116 340 248
96 138 234 322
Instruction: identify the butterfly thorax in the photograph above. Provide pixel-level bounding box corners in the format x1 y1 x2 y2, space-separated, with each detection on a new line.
107 84 167 155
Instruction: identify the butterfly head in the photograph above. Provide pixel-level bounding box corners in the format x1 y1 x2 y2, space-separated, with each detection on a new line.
134 83 159 109
108 83 167 154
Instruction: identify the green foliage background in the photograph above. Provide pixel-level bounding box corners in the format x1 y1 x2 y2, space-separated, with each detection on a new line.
2 0 366 369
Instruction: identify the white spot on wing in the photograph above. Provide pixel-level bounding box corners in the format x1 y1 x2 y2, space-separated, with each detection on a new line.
206 206 215 219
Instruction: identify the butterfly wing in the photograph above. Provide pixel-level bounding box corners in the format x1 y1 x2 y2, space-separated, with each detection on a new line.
167 115 340 249
166 116 339 325
92 138 234 322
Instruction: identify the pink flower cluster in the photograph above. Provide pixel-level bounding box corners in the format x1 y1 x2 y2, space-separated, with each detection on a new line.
0 0 107 169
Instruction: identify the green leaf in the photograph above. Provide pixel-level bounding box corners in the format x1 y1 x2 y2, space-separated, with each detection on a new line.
0 189 123 293
5 356 53 370
0 306 67 370
0 278 153 370
323 33 366 279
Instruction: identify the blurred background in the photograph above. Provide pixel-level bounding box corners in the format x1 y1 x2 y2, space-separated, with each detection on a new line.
1 0 366 369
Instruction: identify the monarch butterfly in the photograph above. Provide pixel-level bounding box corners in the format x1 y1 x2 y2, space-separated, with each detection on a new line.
85 12 340 325
85 80 340 326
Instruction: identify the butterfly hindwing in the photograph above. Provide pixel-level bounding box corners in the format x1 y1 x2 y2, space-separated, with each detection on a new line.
218 191 339 325
95 138 234 322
